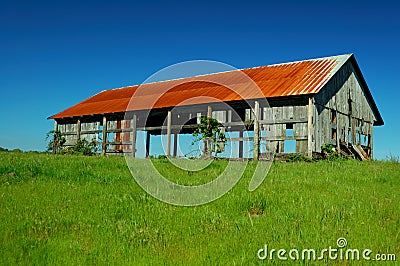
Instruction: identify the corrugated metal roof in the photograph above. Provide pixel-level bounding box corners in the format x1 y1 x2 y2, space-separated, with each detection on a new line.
50 54 351 119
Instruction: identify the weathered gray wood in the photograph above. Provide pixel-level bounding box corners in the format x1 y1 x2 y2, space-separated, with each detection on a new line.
79 130 102 134
313 59 377 153
131 114 137 158
101 116 107 156
106 141 132 145
307 97 313 158
52 121 58 154
76 119 81 141
137 124 197 131
229 136 307 142
212 110 227 123
253 101 260 160
227 110 232 129
135 120 307 132
259 118 308 125
166 111 172 156
106 128 132 133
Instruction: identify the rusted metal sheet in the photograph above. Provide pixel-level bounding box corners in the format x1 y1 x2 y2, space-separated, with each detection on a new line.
50 55 351 119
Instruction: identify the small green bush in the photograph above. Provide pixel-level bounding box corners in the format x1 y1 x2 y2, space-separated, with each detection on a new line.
62 138 99 156
285 153 313 162
321 143 342 160
45 130 66 154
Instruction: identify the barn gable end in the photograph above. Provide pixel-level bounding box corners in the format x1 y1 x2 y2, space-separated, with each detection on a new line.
313 55 382 156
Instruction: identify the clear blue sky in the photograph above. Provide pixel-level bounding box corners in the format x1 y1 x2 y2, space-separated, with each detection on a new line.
0 0 399 159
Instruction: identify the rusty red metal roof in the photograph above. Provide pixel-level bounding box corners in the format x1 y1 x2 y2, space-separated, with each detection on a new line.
50 54 352 119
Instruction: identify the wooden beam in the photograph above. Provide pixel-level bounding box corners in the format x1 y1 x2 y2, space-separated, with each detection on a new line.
229 136 308 142
79 130 102 134
101 116 107 156
253 101 260 160
136 124 197 131
307 97 313 158
135 119 308 132
166 111 172 156
131 114 137 158
106 128 133 133
259 118 308 125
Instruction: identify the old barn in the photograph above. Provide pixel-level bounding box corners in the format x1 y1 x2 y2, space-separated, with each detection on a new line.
49 54 383 159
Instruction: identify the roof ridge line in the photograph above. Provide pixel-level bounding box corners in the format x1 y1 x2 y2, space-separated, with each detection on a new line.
104 54 353 92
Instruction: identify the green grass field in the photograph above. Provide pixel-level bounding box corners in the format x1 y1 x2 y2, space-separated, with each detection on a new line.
0 151 399 265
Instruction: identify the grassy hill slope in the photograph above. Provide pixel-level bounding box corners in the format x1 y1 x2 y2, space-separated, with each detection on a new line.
0 152 399 264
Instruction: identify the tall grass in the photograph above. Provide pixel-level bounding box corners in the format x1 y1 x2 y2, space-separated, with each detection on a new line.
0 152 399 265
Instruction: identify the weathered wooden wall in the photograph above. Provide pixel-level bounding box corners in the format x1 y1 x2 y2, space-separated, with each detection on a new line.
314 60 376 155
243 104 309 155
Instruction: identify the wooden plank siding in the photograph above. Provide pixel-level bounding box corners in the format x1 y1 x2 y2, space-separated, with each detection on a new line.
314 60 376 155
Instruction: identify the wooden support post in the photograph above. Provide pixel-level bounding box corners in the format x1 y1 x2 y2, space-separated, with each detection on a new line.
146 131 151 158
227 110 232 130
204 106 212 157
238 130 243 159
334 99 341 154
53 120 58 154
207 106 212 118
131 114 137 158
173 133 178 157
253 101 260 160
336 118 341 154
101 116 107 156
166 111 172 156
307 97 313 158
352 118 357 144
76 119 81 141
